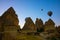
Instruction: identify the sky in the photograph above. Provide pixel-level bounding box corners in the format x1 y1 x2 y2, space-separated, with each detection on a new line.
0 0 60 28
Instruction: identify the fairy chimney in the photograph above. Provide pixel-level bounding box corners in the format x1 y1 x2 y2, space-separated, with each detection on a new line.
44 19 56 33
0 7 20 40
35 18 44 32
22 17 36 32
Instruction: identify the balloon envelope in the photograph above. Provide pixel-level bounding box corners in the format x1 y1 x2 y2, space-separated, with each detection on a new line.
41 9 43 11
48 11 53 17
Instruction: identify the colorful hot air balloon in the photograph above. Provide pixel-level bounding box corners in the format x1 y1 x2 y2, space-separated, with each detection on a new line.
47 11 53 17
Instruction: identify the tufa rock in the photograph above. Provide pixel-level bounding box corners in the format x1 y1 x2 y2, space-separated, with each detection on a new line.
56 26 60 33
44 19 56 33
1 7 19 26
35 18 44 32
55 26 60 39
0 7 20 40
22 17 36 32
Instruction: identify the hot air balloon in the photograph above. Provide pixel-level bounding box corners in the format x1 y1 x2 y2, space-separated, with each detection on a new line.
41 9 43 11
47 11 53 17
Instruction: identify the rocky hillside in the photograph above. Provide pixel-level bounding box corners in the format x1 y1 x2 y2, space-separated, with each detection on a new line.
0 7 60 40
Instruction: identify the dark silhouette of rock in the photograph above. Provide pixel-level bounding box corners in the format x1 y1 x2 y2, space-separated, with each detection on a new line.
0 16 3 40
44 19 56 33
22 17 36 32
0 7 20 40
35 18 44 32
0 16 3 31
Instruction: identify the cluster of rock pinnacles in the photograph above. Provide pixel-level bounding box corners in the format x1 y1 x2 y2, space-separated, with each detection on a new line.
0 7 60 40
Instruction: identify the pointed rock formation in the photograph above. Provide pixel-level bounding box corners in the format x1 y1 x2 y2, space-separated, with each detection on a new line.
1 7 20 31
22 17 36 32
0 7 20 40
35 18 44 32
44 19 56 33
1 7 19 26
